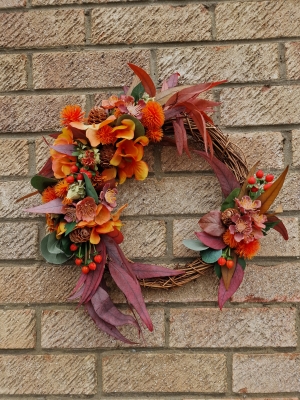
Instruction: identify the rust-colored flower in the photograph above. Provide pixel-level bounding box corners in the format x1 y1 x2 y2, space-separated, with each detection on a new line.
235 239 260 259
50 127 77 179
54 179 69 198
41 186 57 203
223 230 238 249
146 128 164 143
61 104 84 126
46 213 58 232
141 101 165 130
76 197 97 222
95 124 118 145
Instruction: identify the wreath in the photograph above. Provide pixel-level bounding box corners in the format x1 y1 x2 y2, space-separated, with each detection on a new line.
21 64 289 344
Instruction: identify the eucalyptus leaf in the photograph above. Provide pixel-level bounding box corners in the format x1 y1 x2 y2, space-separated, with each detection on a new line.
41 234 72 264
201 248 222 264
47 232 64 255
221 187 240 211
214 262 222 279
116 114 145 138
131 82 145 102
31 175 57 192
83 174 99 204
238 257 246 270
183 239 209 251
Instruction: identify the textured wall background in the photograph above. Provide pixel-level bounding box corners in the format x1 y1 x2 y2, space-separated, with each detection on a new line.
0 0 299 398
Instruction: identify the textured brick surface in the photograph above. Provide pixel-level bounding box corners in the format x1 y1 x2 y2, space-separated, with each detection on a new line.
286 42 300 79
0 10 85 49
0 310 35 349
276 173 300 211
35 136 54 173
233 353 300 393
0 265 79 304
173 218 199 257
233 263 300 303
0 223 39 259
33 51 150 89
120 220 166 258
0 355 96 394
220 86 300 126
102 353 227 393
157 44 279 84
216 0 300 40
0 0 26 6
32 0 81 4
292 130 300 167
92 4 211 45
0 55 27 91
0 140 29 176
41 308 164 348
0 95 85 132
118 176 222 216
169 308 296 348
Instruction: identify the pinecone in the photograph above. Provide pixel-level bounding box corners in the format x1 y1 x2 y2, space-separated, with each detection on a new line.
87 106 107 125
99 145 115 169
69 227 91 243
221 208 240 226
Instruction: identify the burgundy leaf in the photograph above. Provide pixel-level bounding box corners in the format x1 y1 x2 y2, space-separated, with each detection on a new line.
49 133 59 139
68 285 85 300
190 109 213 154
166 72 180 88
172 119 184 155
85 301 136 344
177 117 190 156
194 151 240 197
102 236 153 331
68 273 87 299
267 215 289 240
164 106 185 120
131 263 185 280
25 198 64 214
195 231 226 250
68 124 89 140
218 263 244 310
50 144 75 156
193 98 221 112
91 284 140 330
85 242 106 302
199 211 225 236
127 63 156 97
38 157 54 178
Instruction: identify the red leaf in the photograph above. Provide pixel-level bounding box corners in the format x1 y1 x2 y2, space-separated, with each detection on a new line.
25 198 64 214
85 301 136 344
199 211 225 236
49 133 59 139
193 98 221 112
106 228 124 244
38 157 54 178
194 151 240 197
190 109 213 154
131 263 185 280
127 63 156 97
195 231 226 250
172 119 183 156
163 106 185 120
267 215 289 240
103 236 153 331
68 124 89 141
50 144 75 156
218 263 244 310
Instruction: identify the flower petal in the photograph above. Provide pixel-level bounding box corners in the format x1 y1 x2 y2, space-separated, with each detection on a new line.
114 119 135 140
90 227 101 245
134 160 148 181
95 205 111 225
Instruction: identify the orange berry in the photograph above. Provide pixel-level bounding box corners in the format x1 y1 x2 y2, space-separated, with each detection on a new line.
217 257 226 266
226 259 234 269
82 266 90 274
89 262 97 271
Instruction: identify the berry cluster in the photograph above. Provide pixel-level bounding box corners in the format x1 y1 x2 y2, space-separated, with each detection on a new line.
70 243 103 274
217 256 234 269
66 165 94 184
247 170 274 199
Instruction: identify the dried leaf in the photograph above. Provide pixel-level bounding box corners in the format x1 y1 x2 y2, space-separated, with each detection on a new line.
257 166 289 214
25 198 64 214
195 231 226 250
238 161 259 200
172 119 183 156
15 190 39 203
221 253 237 290
199 211 225 236
218 262 244 310
128 63 156 97
266 215 288 240
161 80 169 92
156 85 191 106
131 263 185 279
38 157 54 178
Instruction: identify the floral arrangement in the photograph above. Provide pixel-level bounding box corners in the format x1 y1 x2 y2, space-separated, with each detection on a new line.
183 155 289 309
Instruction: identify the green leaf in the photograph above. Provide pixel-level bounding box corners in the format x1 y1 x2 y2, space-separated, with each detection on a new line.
65 221 76 236
201 248 222 264
58 235 72 256
47 231 64 255
238 257 246 270
221 187 240 211
83 174 99 204
116 114 145 138
264 220 280 233
183 239 209 251
31 175 57 192
131 82 145 102
214 262 222 279
41 234 72 264
72 151 80 156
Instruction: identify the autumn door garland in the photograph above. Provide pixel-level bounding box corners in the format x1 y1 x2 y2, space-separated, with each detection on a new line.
21 64 289 343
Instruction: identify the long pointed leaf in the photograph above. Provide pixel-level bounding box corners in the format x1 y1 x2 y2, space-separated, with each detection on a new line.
172 120 183 155
156 86 191 106
221 253 237 290
127 63 156 97
85 241 107 302
177 117 190 156
50 144 75 156
131 263 185 280
238 162 259 200
267 215 289 240
38 157 54 178
25 198 64 214
218 263 244 310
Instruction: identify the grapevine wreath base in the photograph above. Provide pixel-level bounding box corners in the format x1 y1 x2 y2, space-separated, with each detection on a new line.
22 64 288 343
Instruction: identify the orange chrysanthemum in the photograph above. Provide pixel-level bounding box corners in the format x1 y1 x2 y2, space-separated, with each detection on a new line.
96 125 118 145
235 239 260 260
54 179 69 198
46 213 57 232
61 104 84 126
223 230 238 249
41 186 57 203
141 101 165 130
62 197 73 205
146 128 164 143
113 108 123 118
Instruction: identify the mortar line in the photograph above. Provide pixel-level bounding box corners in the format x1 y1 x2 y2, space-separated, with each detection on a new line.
26 53 33 90
28 139 37 176
208 3 217 40
35 307 42 352
226 351 233 395
164 307 170 348
281 130 293 167
150 48 158 86
278 42 287 80
84 7 92 46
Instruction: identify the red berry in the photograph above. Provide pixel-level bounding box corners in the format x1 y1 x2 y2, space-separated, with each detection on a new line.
86 171 92 179
256 170 264 179
66 176 75 184
70 244 78 252
75 258 83 266
226 259 234 269
247 176 256 185
89 262 97 271
80 168 87 173
82 266 90 274
217 257 226 266
94 254 102 263
77 173 84 181
264 183 273 191
70 165 79 173
251 186 259 192
265 174 274 182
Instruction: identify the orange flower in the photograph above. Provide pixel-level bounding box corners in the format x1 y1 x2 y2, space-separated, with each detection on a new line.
46 213 57 232
54 179 69 198
146 128 164 143
235 239 260 259
141 101 165 130
76 197 97 222
62 197 73 205
41 186 57 203
223 230 238 249
50 127 77 178
61 105 84 126
85 115 116 147
96 124 118 145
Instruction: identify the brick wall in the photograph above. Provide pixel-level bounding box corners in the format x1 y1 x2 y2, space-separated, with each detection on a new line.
0 0 299 398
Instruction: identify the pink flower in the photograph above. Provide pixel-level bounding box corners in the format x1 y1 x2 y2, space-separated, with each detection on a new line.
76 197 97 222
229 213 253 242
235 196 261 213
100 183 117 211
251 211 267 229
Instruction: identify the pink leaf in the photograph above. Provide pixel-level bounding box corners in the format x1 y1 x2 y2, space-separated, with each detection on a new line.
199 211 225 236
50 144 75 156
195 231 226 250
25 198 64 214
166 72 180 88
172 119 183 156
194 151 240 197
161 80 169 92
218 263 244 310
131 263 185 280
